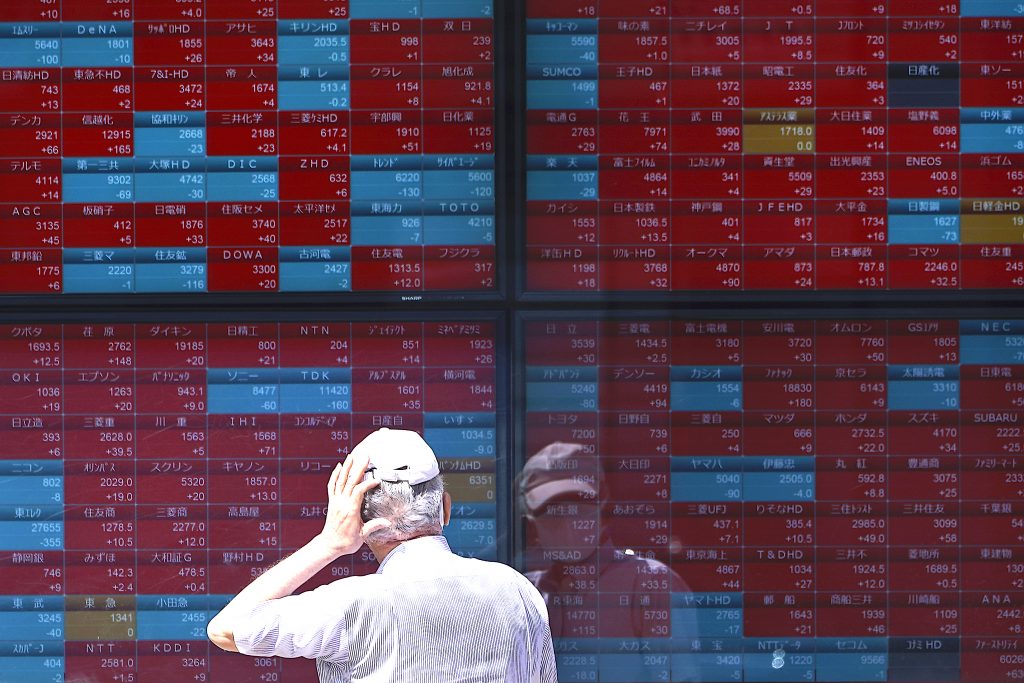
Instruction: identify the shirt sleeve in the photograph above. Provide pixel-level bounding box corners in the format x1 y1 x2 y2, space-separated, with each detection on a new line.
232 582 353 663
518 575 558 683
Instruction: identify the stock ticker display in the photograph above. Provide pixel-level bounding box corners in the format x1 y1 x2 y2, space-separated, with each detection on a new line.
524 2 1024 293
0 319 500 683
0 0 496 294
522 316 1024 682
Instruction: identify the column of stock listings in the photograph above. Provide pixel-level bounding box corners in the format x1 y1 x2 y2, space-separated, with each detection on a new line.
524 1 1024 292
0 0 496 293
0 319 501 682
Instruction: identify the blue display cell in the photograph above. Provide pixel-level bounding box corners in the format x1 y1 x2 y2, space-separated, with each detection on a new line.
207 172 277 202
134 127 206 157
961 334 1024 364
279 261 351 291
526 169 597 201
671 381 742 410
0 476 62 505
526 80 598 110
351 170 422 200
278 80 350 110
60 28 133 68
422 0 493 18
887 214 960 244
135 171 206 202
525 35 598 67
279 380 351 413
0 38 59 67
62 260 135 293
816 653 888 682
421 219 494 245
350 0 422 18
743 472 815 502
277 34 349 66
0 659 64 683
961 1 1024 16
61 171 134 203
961 122 1024 153
207 383 280 414
136 610 210 641
423 425 495 457
671 471 741 501
0 521 61 550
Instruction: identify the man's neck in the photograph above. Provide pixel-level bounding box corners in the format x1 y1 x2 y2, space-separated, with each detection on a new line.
368 532 439 564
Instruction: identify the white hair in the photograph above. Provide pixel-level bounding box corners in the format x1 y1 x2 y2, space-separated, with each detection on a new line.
362 475 445 544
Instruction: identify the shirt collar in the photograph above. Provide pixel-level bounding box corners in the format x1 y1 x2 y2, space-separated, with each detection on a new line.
376 535 452 575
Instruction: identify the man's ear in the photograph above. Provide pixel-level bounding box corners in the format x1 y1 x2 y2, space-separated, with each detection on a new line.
442 491 452 527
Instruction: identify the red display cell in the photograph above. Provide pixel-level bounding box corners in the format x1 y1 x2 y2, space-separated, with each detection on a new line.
423 66 494 109
963 68 1024 107
888 591 959 636
0 249 61 292
351 412 424 443
279 156 349 201
742 156 815 201
136 0 205 20
815 113 887 153
815 505 888 548
743 198 814 245
279 201 350 246
0 160 61 203
817 155 887 200
134 22 206 66
137 550 209 593
350 246 425 290
0 114 60 158
350 20 423 64
671 501 742 546
741 67 815 109
815 245 888 289
423 368 496 411
742 245 816 289
671 201 742 246
207 247 279 291
887 245 961 289
816 19 888 63
888 18 960 62
888 456 960 500
816 598 888 637
889 413 959 455
744 593 815 637
281 419 350 460
135 416 208 460
208 415 280 457
423 19 494 64
601 408 670 451
670 554 742 592
61 68 133 113
671 110 742 155
206 109 278 154
527 110 597 155
670 64 743 109
669 245 741 290
350 370 424 411
134 67 204 111
961 154 1024 198
136 505 210 548
598 65 671 109
62 203 134 248
351 112 423 154
594 245 670 291
0 324 61 368
522 322 599 366
61 1 132 20
351 66 424 109
279 0 348 19
814 413 887 454
0 551 62 595
207 0 277 21
887 320 959 363
423 110 493 154
670 20 742 63
740 18 814 62
135 326 206 368
0 69 60 113
815 199 888 245
135 202 207 248
963 19 1024 61
670 322 742 365
136 463 209 505
525 0 596 18
816 547 888 592
0 369 62 415
741 320 815 364
671 155 741 199
962 550 1024 592
742 412 814 455
423 322 496 367
671 411 742 456
64 505 135 551
279 112 350 155
65 551 137 594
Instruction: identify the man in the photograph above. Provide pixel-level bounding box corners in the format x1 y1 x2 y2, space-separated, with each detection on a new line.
208 427 557 683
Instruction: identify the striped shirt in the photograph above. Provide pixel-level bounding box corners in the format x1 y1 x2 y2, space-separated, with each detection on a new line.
233 536 558 683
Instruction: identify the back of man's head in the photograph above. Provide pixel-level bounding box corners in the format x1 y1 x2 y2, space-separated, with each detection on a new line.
351 428 445 544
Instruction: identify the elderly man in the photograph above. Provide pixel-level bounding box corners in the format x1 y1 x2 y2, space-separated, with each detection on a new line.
208 428 556 682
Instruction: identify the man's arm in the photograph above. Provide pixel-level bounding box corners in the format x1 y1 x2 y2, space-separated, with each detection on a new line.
207 453 388 652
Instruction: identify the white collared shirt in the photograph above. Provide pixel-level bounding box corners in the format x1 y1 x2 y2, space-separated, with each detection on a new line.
233 536 557 683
